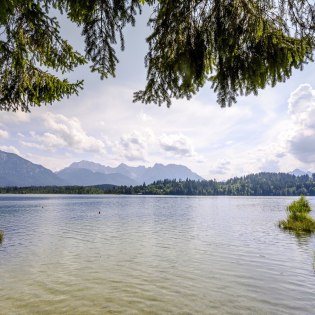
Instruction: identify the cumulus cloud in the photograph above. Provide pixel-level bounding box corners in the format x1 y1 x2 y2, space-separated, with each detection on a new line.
288 84 315 115
159 133 196 157
119 130 152 161
286 84 315 164
244 84 315 173
21 113 105 153
42 113 105 152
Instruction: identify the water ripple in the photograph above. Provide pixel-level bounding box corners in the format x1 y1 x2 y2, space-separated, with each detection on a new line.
0 195 315 314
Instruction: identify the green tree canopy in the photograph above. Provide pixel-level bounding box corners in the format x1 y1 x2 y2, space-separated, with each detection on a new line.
1 0 314 112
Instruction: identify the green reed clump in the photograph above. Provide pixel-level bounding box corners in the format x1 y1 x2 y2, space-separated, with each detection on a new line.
0 230 4 243
279 196 315 233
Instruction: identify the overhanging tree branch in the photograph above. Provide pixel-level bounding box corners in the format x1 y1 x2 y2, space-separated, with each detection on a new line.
0 0 315 112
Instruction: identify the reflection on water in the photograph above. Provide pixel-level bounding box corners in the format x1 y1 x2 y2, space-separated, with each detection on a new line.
0 195 315 314
282 229 314 247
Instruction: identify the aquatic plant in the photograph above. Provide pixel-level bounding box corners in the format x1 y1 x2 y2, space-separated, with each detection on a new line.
0 230 4 243
279 196 315 233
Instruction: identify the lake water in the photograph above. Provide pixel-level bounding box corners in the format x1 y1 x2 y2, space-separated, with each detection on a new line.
0 195 315 314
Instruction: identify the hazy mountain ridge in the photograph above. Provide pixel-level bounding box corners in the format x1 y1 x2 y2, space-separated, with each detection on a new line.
56 168 138 186
62 160 204 185
0 150 66 187
1 150 313 187
0 151 204 187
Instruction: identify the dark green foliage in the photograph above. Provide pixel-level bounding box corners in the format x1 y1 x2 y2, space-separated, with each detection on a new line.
287 195 311 215
0 0 141 111
134 0 315 107
0 185 113 194
279 196 315 233
1 0 315 111
106 173 315 196
0 230 4 243
1 172 315 196
0 1 86 111
64 0 141 79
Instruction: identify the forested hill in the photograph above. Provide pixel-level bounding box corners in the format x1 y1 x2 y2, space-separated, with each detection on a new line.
106 172 315 196
2 172 315 196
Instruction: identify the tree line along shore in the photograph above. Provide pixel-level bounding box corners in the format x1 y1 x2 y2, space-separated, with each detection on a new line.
1 172 315 196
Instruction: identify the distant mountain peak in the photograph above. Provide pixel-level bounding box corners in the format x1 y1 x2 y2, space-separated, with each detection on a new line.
70 160 103 168
0 150 66 187
0 150 204 187
61 160 203 185
289 169 312 177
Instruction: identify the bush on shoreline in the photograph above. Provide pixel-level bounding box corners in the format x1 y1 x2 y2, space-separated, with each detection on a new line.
0 230 4 243
279 196 315 233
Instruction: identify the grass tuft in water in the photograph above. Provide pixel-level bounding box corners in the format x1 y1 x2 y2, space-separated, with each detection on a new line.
0 230 4 243
279 196 315 233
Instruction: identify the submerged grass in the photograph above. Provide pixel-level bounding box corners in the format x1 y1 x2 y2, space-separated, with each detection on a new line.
0 230 4 243
279 196 315 233
279 216 315 233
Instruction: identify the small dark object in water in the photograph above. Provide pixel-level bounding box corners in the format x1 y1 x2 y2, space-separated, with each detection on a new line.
98 211 101 214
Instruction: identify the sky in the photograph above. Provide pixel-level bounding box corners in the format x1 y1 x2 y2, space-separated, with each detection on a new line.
1 8 315 180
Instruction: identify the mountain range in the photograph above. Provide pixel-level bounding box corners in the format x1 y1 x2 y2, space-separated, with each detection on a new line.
0 150 64 186
57 160 204 185
0 150 203 187
0 150 313 188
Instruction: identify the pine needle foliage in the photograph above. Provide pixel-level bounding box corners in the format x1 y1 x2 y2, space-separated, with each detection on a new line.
0 230 4 243
134 0 315 107
0 1 86 112
279 196 315 233
0 0 141 111
1 0 315 111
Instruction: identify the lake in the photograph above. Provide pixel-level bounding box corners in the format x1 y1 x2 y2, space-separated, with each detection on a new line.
0 195 315 314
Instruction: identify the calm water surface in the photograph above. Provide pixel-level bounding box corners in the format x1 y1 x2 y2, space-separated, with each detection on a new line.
0 195 315 314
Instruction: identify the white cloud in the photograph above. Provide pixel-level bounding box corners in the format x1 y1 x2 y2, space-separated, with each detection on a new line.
286 84 315 164
288 84 315 115
159 133 197 157
21 140 44 150
119 130 153 162
22 132 68 151
41 132 68 148
2 63 315 179
216 84 315 177
24 113 106 153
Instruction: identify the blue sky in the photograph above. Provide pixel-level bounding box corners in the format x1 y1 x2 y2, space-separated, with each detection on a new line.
1 9 315 179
